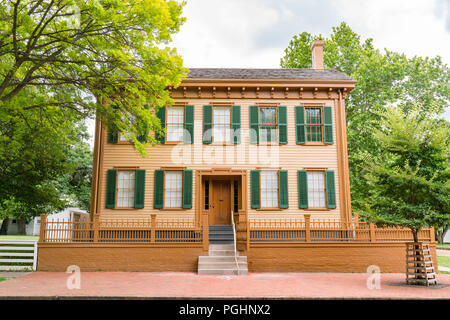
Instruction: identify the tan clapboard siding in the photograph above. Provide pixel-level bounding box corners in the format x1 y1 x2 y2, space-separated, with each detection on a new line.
99 99 341 221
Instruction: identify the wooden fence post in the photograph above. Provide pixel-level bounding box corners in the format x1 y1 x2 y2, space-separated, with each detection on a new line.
93 215 99 242
246 213 250 251
354 212 359 228
39 214 47 242
369 223 376 243
305 214 311 243
202 211 209 251
430 226 435 242
151 214 156 243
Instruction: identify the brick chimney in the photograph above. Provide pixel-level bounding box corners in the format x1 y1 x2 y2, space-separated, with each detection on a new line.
311 40 324 70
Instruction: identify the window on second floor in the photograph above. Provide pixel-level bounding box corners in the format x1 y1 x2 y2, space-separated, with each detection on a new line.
213 106 231 143
259 107 278 143
166 106 185 142
305 107 323 143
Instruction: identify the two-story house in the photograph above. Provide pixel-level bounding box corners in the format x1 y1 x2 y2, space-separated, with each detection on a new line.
37 41 436 274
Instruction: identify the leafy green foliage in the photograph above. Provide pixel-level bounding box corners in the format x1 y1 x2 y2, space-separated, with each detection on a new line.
0 1 186 225
0 0 187 155
355 107 449 240
281 23 450 226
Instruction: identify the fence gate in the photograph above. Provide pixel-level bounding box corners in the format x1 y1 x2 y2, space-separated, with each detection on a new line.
0 240 37 271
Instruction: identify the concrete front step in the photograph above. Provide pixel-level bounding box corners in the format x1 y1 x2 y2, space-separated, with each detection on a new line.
208 249 237 256
197 242 248 275
197 268 248 275
198 262 248 269
209 244 234 250
199 256 247 263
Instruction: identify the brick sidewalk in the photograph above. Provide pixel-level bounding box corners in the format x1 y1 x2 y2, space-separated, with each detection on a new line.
0 272 449 299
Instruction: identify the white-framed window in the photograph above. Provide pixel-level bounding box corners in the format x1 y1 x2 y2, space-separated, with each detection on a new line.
259 106 277 143
166 106 184 142
164 171 183 208
260 170 278 208
307 171 326 208
213 106 231 143
117 170 136 207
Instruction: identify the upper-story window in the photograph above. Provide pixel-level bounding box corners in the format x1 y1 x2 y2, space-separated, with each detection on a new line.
166 106 185 142
305 107 323 143
259 106 277 143
213 106 231 143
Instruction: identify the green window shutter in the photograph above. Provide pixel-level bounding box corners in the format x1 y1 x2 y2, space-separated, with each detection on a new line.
326 170 336 209
107 130 118 143
182 170 193 208
203 105 212 144
134 169 146 208
250 170 260 209
137 104 149 143
323 106 333 144
297 170 308 209
105 169 117 208
295 106 306 145
156 106 166 144
231 105 241 144
153 169 165 209
249 105 259 144
278 106 288 144
184 105 194 144
278 170 289 208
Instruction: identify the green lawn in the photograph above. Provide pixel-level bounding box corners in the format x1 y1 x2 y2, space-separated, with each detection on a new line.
0 235 39 240
0 278 7 282
437 256 450 268
437 243 450 249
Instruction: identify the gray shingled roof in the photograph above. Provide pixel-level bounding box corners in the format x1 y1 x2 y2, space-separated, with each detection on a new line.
186 68 353 81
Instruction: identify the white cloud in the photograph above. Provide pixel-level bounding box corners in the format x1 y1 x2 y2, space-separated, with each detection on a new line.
331 0 450 63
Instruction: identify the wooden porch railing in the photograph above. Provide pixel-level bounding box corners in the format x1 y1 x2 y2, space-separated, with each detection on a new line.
39 214 203 244
39 213 435 245
249 215 434 243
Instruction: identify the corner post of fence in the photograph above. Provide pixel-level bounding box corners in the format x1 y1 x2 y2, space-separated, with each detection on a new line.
430 226 435 242
150 214 157 243
39 214 47 242
202 211 209 251
369 223 376 243
33 241 38 271
353 212 359 228
93 214 99 242
305 214 311 243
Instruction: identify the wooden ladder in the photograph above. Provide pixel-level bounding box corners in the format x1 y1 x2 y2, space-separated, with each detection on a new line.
406 242 437 286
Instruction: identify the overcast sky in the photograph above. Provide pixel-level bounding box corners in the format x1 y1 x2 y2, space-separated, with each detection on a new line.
87 0 450 146
172 0 450 67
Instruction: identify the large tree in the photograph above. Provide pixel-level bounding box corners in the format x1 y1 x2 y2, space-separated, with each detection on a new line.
355 106 449 242
0 0 187 154
281 22 450 217
0 0 186 231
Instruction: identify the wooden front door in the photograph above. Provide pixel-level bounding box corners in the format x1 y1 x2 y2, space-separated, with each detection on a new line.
211 180 231 225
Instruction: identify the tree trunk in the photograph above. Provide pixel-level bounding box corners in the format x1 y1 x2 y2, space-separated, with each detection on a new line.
0 218 9 235
17 219 26 235
436 227 447 244
411 228 419 243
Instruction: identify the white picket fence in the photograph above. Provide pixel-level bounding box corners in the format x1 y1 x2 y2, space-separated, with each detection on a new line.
0 240 37 271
